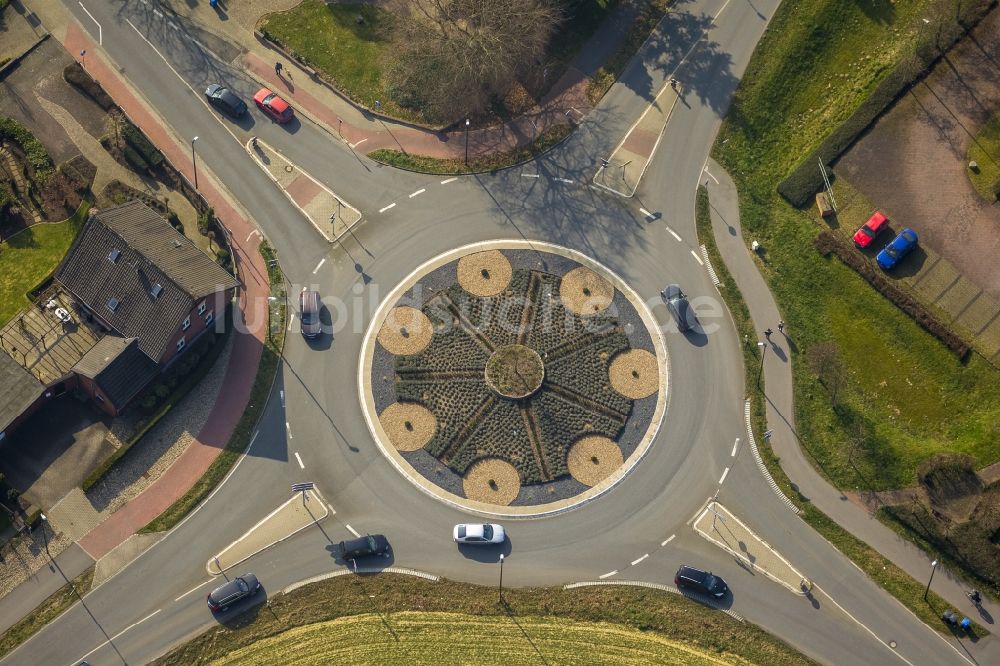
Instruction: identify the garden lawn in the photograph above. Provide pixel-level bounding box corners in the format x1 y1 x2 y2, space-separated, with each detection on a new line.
0 205 87 326
713 0 1000 491
261 1 394 115
967 113 1000 201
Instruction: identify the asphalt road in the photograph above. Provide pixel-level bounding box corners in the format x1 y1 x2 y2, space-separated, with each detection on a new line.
0 0 979 664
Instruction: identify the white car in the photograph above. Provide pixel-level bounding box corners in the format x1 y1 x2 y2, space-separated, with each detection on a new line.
453 523 505 544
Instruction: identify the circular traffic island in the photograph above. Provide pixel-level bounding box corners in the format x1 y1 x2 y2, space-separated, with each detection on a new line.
362 241 668 516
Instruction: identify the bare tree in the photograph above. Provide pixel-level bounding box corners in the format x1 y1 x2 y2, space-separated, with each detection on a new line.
806 341 847 406
386 0 563 121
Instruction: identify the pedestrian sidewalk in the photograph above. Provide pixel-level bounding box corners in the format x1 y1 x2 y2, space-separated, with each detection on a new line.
247 138 360 242
162 0 646 161
593 84 679 197
703 159 1000 646
693 501 806 594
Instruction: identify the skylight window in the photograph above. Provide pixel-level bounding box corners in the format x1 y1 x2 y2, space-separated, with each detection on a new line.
108 249 121 263
151 284 163 299
107 297 120 312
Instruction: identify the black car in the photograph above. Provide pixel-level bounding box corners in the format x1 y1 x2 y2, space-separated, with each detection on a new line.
206 573 260 612
339 534 390 559
661 284 695 332
675 565 728 598
204 84 247 118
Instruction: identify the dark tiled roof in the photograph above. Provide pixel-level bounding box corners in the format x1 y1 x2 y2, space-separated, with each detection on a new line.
74 337 158 408
55 201 238 361
0 352 44 434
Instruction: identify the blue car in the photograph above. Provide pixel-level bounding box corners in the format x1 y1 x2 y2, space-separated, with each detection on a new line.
876 228 918 270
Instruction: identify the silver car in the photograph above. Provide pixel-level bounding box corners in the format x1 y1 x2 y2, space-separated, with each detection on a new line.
453 523 505 544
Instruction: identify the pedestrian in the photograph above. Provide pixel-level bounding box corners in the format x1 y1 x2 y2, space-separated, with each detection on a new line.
670 77 678 89
764 328 773 340
250 136 258 149
275 61 283 76
777 320 784 333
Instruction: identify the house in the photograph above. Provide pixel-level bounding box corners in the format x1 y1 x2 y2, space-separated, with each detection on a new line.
0 200 239 441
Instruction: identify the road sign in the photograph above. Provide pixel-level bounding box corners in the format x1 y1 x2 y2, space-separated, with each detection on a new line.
292 482 314 493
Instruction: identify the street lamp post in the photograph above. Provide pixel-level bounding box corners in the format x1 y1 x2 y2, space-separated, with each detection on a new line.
38 513 51 559
498 553 505 604
464 119 471 165
756 341 766 387
924 559 938 600
191 136 200 190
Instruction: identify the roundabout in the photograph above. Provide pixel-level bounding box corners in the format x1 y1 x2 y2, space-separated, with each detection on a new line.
359 241 669 517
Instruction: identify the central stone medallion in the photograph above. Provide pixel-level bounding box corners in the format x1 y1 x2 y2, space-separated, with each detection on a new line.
485 344 545 399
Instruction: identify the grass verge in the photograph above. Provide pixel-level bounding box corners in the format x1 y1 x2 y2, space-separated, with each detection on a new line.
0 200 89 325
967 113 1000 201
138 244 286 534
368 125 571 175
0 566 94 660
712 0 1000 492
155 575 816 665
695 185 987 634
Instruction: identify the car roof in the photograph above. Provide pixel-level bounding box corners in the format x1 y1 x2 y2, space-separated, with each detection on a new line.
218 89 243 105
663 284 683 300
464 524 486 538
678 564 707 579
267 94 290 113
865 211 887 228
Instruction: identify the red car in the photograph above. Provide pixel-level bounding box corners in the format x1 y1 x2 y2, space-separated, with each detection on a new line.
253 88 294 124
853 210 889 248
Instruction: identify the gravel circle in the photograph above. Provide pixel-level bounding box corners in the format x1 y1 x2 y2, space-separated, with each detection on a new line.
567 436 624 486
608 349 658 399
377 306 433 355
456 250 512 297
379 402 437 452
462 458 521 505
485 344 545 398
559 266 614 314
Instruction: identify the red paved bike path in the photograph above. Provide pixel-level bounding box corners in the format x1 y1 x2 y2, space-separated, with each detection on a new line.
62 22 268 560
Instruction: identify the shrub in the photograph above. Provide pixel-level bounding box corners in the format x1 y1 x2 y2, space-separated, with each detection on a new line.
153 383 170 399
123 124 163 167
813 231 969 358
0 117 54 182
139 393 158 411
122 145 149 171
62 63 116 111
778 0 997 206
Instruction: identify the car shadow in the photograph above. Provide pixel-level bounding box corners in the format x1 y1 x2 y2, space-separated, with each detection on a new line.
456 539 513 563
326 546 396 572
680 324 709 347
677 587 735 611
215 587 268 627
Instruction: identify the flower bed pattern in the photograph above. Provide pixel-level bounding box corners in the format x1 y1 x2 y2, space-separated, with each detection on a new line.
382 251 656 491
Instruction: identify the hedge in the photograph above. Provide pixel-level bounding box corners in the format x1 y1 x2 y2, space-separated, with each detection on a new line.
813 231 969 359
123 124 164 167
778 0 998 207
0 117 54 182
62 63 116 111
122 144 149 171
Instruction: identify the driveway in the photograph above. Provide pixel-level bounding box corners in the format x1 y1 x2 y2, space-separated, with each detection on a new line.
0 394 113 509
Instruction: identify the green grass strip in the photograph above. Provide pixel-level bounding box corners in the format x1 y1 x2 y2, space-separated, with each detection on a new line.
368 125 572 175
0 566 94 660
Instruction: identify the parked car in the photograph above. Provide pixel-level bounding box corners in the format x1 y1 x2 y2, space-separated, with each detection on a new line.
675 565 728 598
206 573 260 612
453 523 505 545
338 534 390 559
253 88 294 123
852 210 889 249
299 289 321 338
660 284 695 332
876 228 918 270
204 84 247 118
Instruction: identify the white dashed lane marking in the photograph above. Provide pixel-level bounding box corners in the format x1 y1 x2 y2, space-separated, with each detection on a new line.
731 438 740 457
555 177 574 184
639 207 655 219
661 534 676 547
666 227 682 242
285 422 293 439
345 524 361 537
294 452 305 469
409 188 425 198
312 258 325 274
691 249 704 265
440 177 457 184
599 570 618 579
379 203 396 213
718 467 730 485
630 554 649 566
521 173 540 178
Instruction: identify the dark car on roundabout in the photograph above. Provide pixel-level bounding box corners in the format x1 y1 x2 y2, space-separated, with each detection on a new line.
338 534 390 560
206 573 261 612
675 565 728 598
661 284 696 332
